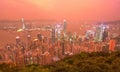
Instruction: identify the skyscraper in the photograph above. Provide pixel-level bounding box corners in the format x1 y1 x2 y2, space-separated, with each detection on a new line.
63 20 67 37
94 24 104 42
51 27 56 44
22 18 26 30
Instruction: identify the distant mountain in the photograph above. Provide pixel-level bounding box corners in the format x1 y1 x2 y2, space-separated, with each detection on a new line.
0 19 56 23
97 20 120 24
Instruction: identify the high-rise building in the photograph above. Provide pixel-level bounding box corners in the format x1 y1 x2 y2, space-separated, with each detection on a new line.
22 18 26 30
63 20 67 37
51 27 56 44
94 24 104 42
37 34 42 41
55 24 62 40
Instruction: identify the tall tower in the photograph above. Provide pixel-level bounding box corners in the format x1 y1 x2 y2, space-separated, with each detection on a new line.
22 18 25 30
51 27 56 44
55 24 62 40
94 24 104 42
63 19 67 37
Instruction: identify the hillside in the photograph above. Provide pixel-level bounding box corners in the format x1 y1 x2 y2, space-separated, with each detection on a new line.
0 51 120 72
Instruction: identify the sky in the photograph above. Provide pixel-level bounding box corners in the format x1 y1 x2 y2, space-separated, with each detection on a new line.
0 0 120 21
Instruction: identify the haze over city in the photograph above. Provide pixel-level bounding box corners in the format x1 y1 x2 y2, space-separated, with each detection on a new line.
0 0 120 22
0 0 120 71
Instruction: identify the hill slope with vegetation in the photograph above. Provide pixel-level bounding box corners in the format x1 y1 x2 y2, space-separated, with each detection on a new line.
0 51 120 72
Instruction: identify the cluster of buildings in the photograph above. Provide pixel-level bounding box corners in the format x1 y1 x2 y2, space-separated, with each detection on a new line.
0 20 120 66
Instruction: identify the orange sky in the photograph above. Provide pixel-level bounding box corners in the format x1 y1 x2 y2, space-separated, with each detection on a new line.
0 0 120 21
